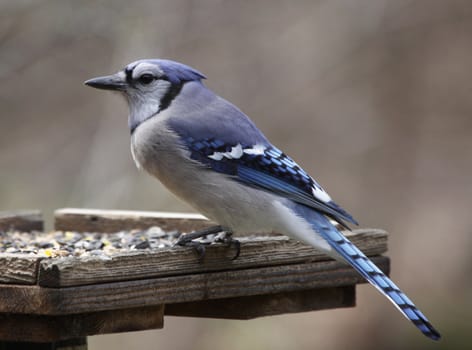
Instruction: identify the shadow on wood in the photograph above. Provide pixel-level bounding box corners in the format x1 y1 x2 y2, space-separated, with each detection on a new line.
0 305 164 342
166 286 355 319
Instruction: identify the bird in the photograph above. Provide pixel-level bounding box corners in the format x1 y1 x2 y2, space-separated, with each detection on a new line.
85 58 440 340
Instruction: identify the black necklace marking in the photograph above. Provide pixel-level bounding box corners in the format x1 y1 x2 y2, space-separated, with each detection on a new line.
159 81 184 112
130 81 186 134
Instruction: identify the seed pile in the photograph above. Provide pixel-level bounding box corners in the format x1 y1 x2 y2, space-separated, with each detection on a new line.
0 227 184 258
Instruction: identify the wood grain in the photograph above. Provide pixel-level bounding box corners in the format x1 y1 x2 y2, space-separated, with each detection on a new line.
0 338 87 350
165 286 355 319
54 208 211 233
0 210 43 285
38 229 387 287
0 210 43 232
0 305 164 342
0 256 389 315
0 209 393 342
0 254 42 285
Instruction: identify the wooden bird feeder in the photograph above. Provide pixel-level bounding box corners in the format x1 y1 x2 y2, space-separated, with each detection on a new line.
0 209 390 349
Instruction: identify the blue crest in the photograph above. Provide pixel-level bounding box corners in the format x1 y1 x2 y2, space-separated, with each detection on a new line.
127 59 206 84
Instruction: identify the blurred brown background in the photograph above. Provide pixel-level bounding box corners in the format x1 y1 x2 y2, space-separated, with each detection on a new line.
1 0 471 349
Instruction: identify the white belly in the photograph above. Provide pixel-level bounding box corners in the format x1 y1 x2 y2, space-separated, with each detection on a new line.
130 115 335 256
130 116 280 233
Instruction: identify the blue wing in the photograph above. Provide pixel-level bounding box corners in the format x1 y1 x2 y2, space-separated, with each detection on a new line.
174 135 441 340
181 136 357 227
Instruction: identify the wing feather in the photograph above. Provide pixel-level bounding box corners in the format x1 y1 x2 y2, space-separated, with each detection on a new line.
181 137 358 227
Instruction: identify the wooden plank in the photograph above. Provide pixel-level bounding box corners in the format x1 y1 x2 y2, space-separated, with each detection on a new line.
0 256 389 315
0 254 42 285
54 208 211 233
0 210 43 232
165 286 355 319
38 229 387 287
0 338 87 350
0 305 164 342
0 210 44 285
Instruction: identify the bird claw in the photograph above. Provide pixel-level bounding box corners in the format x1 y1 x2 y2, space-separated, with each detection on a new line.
175 225 240 261
214 231 240 260
185 241 207 262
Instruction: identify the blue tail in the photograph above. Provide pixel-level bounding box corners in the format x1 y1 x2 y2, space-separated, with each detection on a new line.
294 205 441 340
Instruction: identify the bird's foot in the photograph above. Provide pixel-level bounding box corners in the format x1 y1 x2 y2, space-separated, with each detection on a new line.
175 225 240 261
213 231 240 260
175 225 223 261
175 225 224 246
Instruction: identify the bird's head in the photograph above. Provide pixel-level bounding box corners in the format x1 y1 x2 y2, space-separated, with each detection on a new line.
85 59 206 131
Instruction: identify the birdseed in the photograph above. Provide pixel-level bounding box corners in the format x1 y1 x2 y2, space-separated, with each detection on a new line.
0 226 194 258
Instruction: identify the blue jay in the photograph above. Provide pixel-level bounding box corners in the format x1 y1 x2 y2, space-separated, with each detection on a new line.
85 59 440 340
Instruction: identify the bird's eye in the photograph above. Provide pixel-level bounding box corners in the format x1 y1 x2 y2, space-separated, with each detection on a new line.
138 74 155 85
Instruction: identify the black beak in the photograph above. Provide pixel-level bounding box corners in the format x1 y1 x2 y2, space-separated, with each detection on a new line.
84 73 127 91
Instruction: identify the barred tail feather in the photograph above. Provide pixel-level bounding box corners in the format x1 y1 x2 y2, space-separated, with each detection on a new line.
299 208 441 340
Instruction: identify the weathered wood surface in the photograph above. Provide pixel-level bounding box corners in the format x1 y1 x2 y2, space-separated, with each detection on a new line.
0 338 87 350
54 208 211 233
38 229 387 287
0 209 392 343
0 305 164 342
165 286 355 319
0 211 44 285
0 256 389 315
0 210 43 232
0 254 43 285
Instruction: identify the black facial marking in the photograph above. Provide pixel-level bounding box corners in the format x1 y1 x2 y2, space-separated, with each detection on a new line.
129 81 185 135
159 82 184 112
